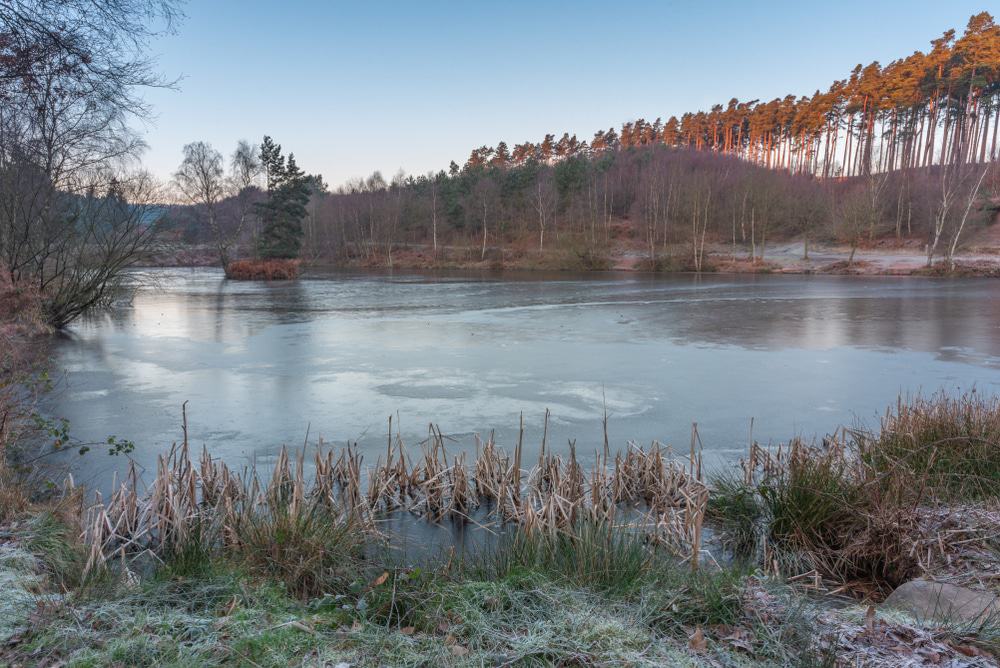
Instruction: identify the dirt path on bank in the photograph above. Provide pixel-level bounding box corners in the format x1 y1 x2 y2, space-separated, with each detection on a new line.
743 241 1000 275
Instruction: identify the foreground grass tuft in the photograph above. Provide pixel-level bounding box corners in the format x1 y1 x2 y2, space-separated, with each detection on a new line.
234 504 366 599
861 391 1000 501
709 391 1000 596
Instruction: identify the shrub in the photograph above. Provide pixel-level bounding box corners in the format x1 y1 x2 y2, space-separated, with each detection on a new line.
708 392 1000 596
0 269 48 339
553 241 612 271
19 511 87 589
0 474 29 524
757 440 862 558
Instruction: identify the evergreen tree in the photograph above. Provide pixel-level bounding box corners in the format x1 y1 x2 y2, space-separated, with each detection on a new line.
260 136 285 189
256 139 310 259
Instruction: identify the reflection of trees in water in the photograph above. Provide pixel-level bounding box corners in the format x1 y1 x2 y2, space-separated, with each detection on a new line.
650 278 1000 362
210 274 311 341
260 280 310 324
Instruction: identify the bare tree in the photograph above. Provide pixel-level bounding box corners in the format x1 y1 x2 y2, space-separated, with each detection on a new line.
429 173 440 254
836 185 871 266
946 164 990 270
173 142 232 267
472 177 499 260
927 161 988 267
533 170 556 251
0 0 181 327
230 140 262 252
40 172 163 327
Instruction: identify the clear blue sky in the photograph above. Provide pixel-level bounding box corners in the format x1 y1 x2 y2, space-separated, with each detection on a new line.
140 0 990 187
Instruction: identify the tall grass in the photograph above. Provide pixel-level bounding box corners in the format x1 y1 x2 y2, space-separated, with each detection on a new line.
705 472 762 558
20 511 87 589
757 440 861 561
467 521 654 595
11 392 1000 664
79 422 709 581
235 504 365 599
0 468 29 525
709 391 1000 596
860 391 1000 501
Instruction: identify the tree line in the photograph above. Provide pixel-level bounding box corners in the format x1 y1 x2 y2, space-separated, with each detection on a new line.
455 12 1000 178
172 140 996 274
166 12 998 275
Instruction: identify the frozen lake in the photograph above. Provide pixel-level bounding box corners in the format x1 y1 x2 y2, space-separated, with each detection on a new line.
47 268 1000 489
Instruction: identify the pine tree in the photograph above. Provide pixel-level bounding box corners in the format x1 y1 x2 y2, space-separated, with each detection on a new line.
256 139 310 259
260 136 285 190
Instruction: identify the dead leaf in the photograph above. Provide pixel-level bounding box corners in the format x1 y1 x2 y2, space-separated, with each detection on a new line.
400 626 415 636
952 643 985 657
688 626 707 652
864 604 876 633
370 571 389 588
450 644 469 656
722 628 753 654
437 621 450 634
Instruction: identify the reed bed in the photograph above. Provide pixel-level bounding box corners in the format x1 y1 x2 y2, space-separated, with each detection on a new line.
80 391 1000 596
224 258 300 280
78 411 708 579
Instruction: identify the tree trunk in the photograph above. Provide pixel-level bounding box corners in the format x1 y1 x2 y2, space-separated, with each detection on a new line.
946 165 990 270
431 187 438 254
481 202 488 261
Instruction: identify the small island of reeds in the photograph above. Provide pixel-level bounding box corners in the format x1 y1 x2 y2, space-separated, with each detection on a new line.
225 258 301 281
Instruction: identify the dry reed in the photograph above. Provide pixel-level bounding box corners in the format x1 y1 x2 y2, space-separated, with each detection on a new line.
79 412 709 577
224 258 300 280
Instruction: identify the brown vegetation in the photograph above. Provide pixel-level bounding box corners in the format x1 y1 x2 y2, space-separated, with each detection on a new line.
914 259 1000 277
5 390 1000 664
224 258 300 280
0 270 48 341
79 417 709 579
0 268 50 524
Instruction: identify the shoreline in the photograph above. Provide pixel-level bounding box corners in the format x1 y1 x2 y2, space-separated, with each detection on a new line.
4 392 1000 666
146 240 1000 279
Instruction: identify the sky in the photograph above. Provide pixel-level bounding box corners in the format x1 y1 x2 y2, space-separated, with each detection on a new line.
139 0 991 187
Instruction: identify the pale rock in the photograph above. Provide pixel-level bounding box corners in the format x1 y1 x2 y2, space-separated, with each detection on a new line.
882 579 999 624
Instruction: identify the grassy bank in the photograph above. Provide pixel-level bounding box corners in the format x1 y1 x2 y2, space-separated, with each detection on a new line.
4 389 1000 664
2 512 995 666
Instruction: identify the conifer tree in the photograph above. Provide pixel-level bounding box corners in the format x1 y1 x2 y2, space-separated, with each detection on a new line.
256 138 310 259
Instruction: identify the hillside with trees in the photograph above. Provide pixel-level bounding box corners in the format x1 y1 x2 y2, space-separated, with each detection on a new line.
162 12 1000 275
